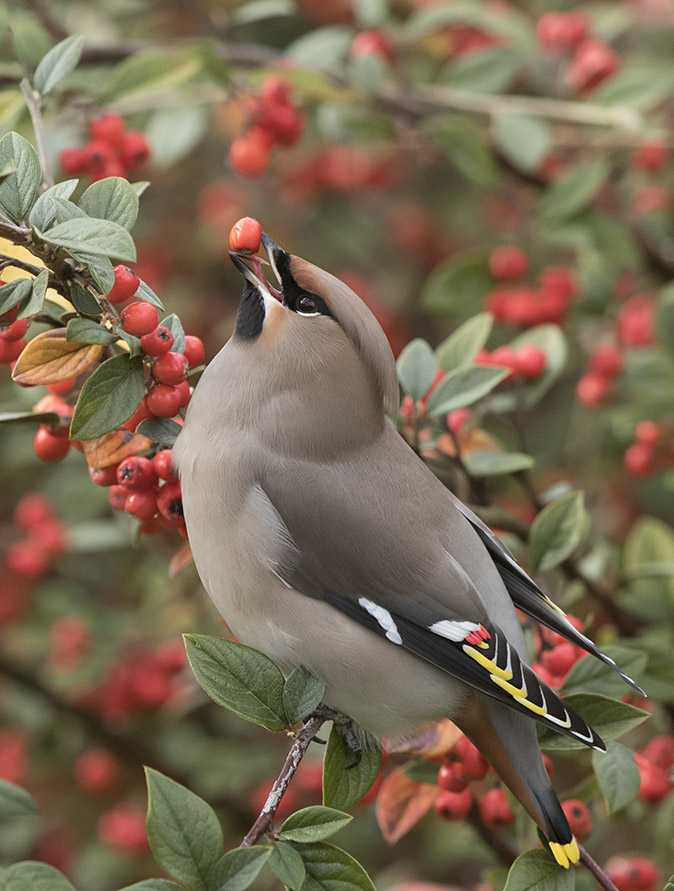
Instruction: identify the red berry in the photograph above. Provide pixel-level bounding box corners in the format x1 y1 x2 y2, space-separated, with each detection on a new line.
31 519 68 555
488 246 528 281
120 302 159 336
107 266 139 304
229 217 263 253
0 338 26 363
153 449 178 482
140 326 174 357
576 373 610 408
6 541 49 579
47 378 76 395
437 762 468 793
561 799 593 840
109 485 128 511
34 427 71 462
635 421 659 447
350 30 396 63
116 456 157 491
125 490 158 520
75 749 120 793
536 11 588 52
643 735 674 770
97 802 148 853
261 104 304 146
119 131 150 169
589 345 624 378
616 295 655 347
89 464 119 487
627 859 660 891
89 114 125 146
261 76 293 105
0 319 28 341
124 396 153 433
177 380 191 407
636 752 673 802
447 408 470 434
487 345 519 379
147 385 182 418
153 352 188 385
82 140 113 174
14 494 52 529
59 146 86 175
183 335 205 368
634 142 669 172
434 787 472 821
566 40 621 94
156 481 183 520
451 737 489 781
480 787 515 828
515 344 546 380
540 643 580 677
229 131 270 178
624 443 656 478
539 266 577 302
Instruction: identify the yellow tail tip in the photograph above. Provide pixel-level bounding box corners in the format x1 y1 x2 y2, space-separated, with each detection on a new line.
549 837 580 869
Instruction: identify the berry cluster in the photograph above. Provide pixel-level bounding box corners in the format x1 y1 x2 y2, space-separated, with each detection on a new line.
475 344 547 381
48 615 91 674
530 616 585 689
0 301 28 365
623 421 673 478
101 452 185 536
5 494 68 581
635 735 674 804
229 76 304 178
485 249 578 327
536 11 620 94
576 344 624 409
350 30 396 63
59 113 150 182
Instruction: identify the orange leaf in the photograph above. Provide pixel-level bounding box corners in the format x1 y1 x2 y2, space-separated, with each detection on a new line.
386 719 462 759
169 542 193 578
12 328 104 385
82 429 152 468
375 767 438 844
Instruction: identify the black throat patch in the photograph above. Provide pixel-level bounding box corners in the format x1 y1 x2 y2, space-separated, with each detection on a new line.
234 280 265 340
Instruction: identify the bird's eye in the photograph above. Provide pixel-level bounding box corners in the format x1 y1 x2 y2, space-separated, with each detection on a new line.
297 294 318 315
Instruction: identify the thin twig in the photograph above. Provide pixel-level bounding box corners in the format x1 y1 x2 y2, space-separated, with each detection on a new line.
0 253 43 276
19 78 53 189
579 843 621 891
240 715 324 847
0 216 31 242
27 0 69 42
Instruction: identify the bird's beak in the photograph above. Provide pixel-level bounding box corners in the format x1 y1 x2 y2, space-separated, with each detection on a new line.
229 231 286 304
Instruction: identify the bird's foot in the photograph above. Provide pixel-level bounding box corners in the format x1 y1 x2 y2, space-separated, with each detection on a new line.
305 704 362 768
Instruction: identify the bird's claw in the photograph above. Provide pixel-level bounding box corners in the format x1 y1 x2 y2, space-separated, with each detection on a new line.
305 704 362 768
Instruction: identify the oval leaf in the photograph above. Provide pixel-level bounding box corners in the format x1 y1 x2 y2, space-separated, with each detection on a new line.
435 312 493 372
421 250 492 315
82 429 152 469
323 725 381 810
79 176 139 230
28 179 78 229
375 768 438 844
66 317 116 345
281 806 352 843
291 842 376 891
493 113 551 173
540 157 609 224
0 278 33 314
145 767 224 891
136 417 183 446
70 353 145 441
33 35 84 94
37 217 137 263
429 117 500 189
396 339 437 401
0 132 41 222
207 846 271 891
504 848 573 891
592 740 640 813
269 840 305 891
12 327 104 385
530 492 587 572
183 635 288 731
0 779 38 818
282 666 326 725
562 646 647 699
0 861 76 891
463 450 535 477
538 693 648 752
425 365 508 416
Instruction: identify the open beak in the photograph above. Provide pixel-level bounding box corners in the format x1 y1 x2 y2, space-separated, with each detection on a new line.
229 232 286 304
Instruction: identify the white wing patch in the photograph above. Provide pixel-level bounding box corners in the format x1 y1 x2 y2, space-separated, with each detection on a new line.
429 619 482 642
358 597 403 645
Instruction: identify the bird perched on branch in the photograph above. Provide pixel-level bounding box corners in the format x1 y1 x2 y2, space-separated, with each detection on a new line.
173 229 641 869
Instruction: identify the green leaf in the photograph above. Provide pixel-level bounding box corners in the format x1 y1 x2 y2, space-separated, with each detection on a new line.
33 34 84 94
161 313 186 353
429 116 500 190
493 113 551 172
79 176 139 230
0 861 76 890
323 726 381 810
53 196 87 223
421 250 492 315
69 353 144 440
207 846 271 891
622 517 674 620
0 278 33 314
529 492 587 572
136 417 183 446
37 218 137 263
0 780 38 818
119 882 184 891
281 806 352 843
0 132 41 222
269 840 306 891
0 411 60 426
136 278 165 311
292 842 376 891
66 317 116 345
538 693 649 752
503 848 572 891
540 158 610 224
285 26 354 68
146 106 209 166
562 646 647 699
444 46 522 94
592 740 640 813
594 64 674 110
145 768 224 891
70 283 102 315
28 179 78 229
283 666 326 725
425 365 508 416
104 48 202 102
74 251 116 294
435 312 493 372
183 635 288 731
463 450 535 477
396 338 437 400
16 268 48 319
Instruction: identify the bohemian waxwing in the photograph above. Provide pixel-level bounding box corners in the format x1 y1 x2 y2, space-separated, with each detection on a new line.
172 232 642 869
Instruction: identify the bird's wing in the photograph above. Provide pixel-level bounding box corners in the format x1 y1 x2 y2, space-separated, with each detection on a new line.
453 500 643 695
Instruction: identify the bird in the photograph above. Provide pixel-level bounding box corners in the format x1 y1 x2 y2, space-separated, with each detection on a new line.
172 230 642 869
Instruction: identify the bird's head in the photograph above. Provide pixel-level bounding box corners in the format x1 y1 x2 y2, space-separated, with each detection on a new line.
229 232 399 421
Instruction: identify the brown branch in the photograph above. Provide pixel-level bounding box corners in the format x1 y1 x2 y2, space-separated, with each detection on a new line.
0 253 43 276
0 217 31 243
579 843 621 891
26 0 69 42
240 715 324 847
